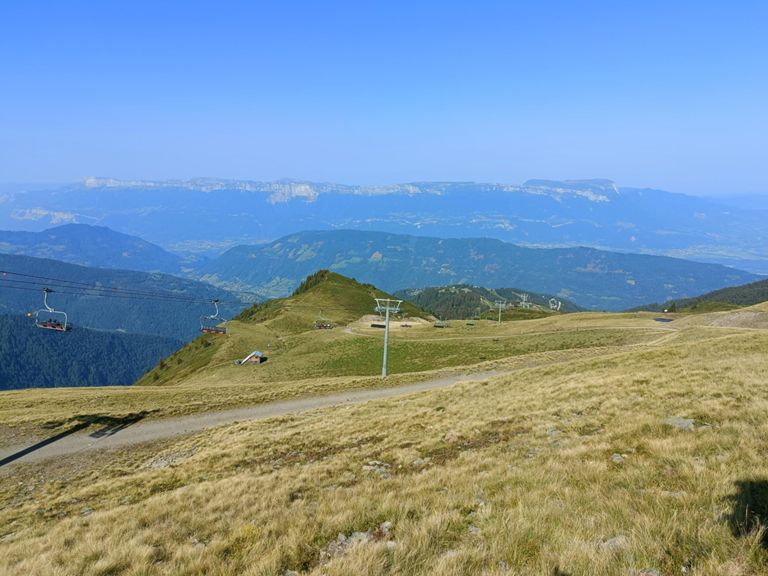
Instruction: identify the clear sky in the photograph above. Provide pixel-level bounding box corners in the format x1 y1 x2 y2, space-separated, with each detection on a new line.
1 1 766 195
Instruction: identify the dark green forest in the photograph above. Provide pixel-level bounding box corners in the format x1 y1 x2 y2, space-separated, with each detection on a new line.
0 253 247 340
637 277 768 312
0 315 183 390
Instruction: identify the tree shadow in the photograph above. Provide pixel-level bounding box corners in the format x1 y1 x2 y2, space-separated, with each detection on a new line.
0 411 153 467
83 412 151 438
726 479 768 548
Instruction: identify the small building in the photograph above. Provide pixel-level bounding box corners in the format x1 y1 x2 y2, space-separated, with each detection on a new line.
235 351 267 365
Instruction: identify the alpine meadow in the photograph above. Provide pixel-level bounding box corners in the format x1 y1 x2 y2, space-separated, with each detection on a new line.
2 2 768 576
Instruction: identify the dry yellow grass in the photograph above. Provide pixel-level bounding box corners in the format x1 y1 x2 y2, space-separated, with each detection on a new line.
2 308 768 575
0 312 669 440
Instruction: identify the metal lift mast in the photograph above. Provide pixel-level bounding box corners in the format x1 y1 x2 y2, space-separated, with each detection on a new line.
374 298 402 377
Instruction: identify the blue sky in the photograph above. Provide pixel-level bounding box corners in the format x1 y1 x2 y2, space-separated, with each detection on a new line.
1 1 766 195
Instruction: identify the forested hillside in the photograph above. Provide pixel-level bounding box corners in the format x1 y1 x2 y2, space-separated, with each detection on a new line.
0 253 246 340
0 224 184 273
199 230 758 310
639 277 768 312
0 315 183 390
395 284 580 319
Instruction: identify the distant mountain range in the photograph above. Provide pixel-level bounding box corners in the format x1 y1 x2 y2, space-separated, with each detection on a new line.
197 230 759 311
2 177 767 272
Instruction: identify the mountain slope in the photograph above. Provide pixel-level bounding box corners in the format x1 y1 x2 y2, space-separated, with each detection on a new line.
639 277 768 312
235 269 427 330
0 224 184 273
0 253 245 340
198 230 758 311
138 270 431 386
3 178 767 272
395 284 581 320
0 314 182 390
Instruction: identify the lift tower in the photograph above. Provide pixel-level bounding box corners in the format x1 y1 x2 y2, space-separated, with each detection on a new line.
374 298 402 377
494 299 506 325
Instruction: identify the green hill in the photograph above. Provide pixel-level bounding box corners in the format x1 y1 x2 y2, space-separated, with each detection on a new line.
237 270 427 331
395 284 581 320
137 270 431 386
637 276 768 313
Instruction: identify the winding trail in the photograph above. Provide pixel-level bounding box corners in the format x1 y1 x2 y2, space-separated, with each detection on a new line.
0 370 501 468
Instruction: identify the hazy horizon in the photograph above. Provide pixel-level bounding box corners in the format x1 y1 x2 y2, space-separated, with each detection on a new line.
2 1 767 196
0 175 765 200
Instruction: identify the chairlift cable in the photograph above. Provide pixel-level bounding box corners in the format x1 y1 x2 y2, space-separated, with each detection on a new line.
0 279 220 304
0 270 233 304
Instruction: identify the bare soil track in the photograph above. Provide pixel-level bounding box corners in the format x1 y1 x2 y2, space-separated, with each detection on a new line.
0 370 500 468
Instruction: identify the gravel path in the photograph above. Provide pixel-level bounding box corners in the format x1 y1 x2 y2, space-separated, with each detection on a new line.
0 370 500 468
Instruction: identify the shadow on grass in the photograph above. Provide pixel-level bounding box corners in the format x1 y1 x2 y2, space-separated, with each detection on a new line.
0 411 154 467
727 479 768 548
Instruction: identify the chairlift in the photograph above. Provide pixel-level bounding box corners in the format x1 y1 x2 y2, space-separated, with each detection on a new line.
34 288 71 331
200 299 227 335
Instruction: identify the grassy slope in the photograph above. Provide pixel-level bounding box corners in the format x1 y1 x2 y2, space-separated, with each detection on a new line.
135 270 430 387
2 306 768 574
0 312 668 435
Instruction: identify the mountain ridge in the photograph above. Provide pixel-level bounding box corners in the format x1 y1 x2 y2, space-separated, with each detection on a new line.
198 229 758 311
3 178 766 272
0 224 185 273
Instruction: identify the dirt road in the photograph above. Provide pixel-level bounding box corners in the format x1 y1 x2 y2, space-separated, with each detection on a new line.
0 370 500 468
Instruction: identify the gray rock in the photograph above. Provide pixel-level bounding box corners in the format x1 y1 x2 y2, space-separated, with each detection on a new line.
319 521 394 564
362 460 391 479
598 535 629 552
349 531 372 544
441 549 460 559
663 416 695 431
191 537 207 549
468 524 481 535
611 453 625 464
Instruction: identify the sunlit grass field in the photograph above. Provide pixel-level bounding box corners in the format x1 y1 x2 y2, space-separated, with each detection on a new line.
0 312 666 437
2 302 768 575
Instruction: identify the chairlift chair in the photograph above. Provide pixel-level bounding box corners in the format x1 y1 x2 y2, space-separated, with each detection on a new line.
34 288 71 331
200 299 227 335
